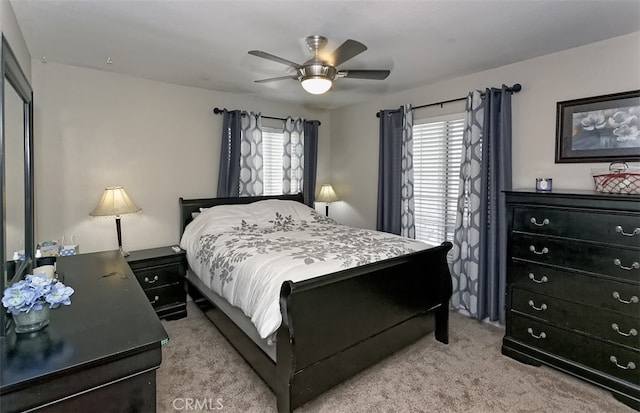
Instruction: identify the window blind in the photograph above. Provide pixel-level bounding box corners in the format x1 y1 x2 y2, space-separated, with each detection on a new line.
262 128 284 195
413 114 464 247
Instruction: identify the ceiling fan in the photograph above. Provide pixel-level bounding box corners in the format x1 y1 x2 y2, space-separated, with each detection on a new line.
249 35 390 95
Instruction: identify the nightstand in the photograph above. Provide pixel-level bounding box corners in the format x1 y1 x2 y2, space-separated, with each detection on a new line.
126 246 187 320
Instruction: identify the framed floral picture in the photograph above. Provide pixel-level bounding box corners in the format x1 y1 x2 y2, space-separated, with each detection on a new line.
555 90 640 163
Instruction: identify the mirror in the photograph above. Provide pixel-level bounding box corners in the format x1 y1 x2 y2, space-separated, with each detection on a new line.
1 34 34 337
5 80 25 264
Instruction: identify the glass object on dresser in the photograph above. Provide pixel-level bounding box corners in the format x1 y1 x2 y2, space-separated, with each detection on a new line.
0 34 35 337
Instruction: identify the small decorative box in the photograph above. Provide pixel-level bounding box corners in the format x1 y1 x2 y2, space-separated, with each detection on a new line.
536 178 552 192
38 241 59 257
59 236 78 256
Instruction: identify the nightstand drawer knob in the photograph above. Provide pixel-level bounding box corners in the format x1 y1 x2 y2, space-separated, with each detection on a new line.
613 259 639 271
528 273 548 284
615 225 640 237
528 300 547 311
611 323 638 337
149 295 159 304
527 327 546 339
530 217 549 227
609 356 636 370
612 291 639 304
529 245 548 255
144 275 159 284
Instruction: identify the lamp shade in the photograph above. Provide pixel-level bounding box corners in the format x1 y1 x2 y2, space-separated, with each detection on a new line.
316 184 339 203
89 186 141 217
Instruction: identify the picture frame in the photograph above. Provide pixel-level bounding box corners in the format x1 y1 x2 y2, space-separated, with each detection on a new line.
555 90 640 163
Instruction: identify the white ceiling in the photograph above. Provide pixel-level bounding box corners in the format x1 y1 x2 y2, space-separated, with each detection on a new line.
10 0 640 110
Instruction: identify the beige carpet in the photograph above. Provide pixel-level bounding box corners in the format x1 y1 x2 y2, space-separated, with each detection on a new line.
157 301 634 412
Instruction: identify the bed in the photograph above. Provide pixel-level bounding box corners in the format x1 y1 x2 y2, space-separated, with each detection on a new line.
179 193 453 412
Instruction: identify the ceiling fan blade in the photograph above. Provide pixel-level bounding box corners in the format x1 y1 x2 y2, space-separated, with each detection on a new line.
328 39 367 66
248 50 301 69
341 70 390 80
254 75 298 84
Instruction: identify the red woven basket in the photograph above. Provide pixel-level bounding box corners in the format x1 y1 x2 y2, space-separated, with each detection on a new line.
591 162 640 195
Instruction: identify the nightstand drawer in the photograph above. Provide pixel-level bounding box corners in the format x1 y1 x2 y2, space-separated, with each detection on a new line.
509 260 640 317
512 233 640 282
513 207 640 248
511 288 640 348
126 246 187 320
134 264 183 290
510 314 640 385
143 284 184 308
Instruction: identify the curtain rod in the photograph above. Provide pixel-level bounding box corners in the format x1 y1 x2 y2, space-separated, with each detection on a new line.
375 83 522 118
213 107 321 126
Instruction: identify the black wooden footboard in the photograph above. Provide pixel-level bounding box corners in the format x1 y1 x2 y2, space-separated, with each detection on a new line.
275 241 452 412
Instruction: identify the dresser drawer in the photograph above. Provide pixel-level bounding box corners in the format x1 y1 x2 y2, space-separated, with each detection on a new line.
510 314 640 385
513 207 640 248
510 260 640 317
511 288 640 349
143 284 184 309
133 263 183 290
512 233 640 282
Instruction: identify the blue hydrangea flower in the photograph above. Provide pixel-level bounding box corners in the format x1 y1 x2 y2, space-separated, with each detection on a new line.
2 273 74 315
45 283 75 308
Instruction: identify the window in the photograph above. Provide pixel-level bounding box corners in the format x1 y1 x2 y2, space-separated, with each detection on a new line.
262 128 284 195
413 113 464 247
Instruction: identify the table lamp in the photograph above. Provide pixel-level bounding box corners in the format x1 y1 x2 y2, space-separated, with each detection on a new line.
90 186 141 256
316 184 339 217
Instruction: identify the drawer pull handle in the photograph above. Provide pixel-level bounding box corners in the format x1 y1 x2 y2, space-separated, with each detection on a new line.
612 291 639 304
613 259 639 271
611 323 638 337
529 245 549 255
528 300 547 311
149 295 159 304
528 273 548 284
530 217 550 227
609 356 636 370
615 225 640 237
144 275 159 284
527 327 546 339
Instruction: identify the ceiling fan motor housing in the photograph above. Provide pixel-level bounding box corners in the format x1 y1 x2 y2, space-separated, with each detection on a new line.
297 64 337 82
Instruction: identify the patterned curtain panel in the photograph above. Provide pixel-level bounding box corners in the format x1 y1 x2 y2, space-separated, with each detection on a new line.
239 112 264 196
283 117 305 195
217 110 264 197
303 120 319 207
376 105 415 237
451 87 512 323
401 105 415 239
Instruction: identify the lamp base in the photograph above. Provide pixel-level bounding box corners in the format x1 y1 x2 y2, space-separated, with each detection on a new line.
115 217 130 257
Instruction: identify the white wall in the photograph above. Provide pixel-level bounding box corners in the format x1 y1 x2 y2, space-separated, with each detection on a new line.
329 32 640 230
0 0 30 82
32 61 330 253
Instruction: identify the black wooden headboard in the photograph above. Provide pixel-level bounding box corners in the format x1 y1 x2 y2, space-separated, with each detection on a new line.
178 193 305 238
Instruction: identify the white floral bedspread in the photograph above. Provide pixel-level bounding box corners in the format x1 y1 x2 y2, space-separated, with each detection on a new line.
180 200 428 339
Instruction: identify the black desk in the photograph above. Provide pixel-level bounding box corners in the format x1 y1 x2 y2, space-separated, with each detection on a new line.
0 251 168 412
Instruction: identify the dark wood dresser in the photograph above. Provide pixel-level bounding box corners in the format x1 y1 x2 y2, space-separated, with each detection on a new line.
126 247 187 320
502 189 640 410
0 251 168 412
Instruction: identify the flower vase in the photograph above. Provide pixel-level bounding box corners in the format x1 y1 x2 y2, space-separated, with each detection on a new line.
13 306 50 333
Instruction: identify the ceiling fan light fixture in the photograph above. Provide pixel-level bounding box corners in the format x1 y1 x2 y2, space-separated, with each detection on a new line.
298 64 337 95
301 77 332 94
